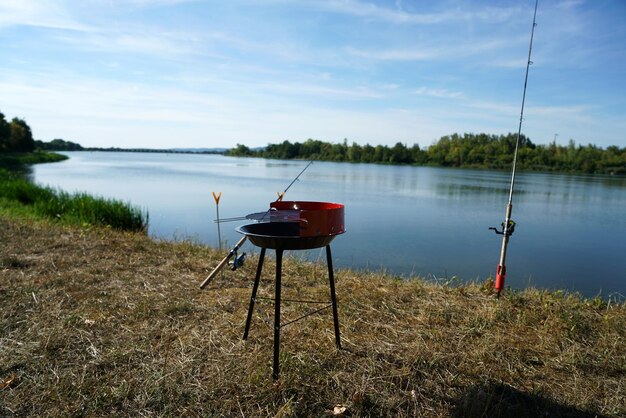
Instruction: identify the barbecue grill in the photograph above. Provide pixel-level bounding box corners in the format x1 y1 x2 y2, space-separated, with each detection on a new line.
238 201 345 379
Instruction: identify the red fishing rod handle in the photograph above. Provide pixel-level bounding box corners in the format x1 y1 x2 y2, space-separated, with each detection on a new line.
495 265 506 295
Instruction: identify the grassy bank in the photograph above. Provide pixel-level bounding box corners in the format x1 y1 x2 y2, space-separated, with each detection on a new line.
0 164 148 232
0 151 68 167
1 216 624 417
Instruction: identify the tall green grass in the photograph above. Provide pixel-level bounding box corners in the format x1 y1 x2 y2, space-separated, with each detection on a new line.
0 169 148 232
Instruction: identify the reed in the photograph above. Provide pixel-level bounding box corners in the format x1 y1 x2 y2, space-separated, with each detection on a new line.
0 169 147 231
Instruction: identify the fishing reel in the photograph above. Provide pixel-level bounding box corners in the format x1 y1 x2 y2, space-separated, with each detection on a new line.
229 249 246 271
489 220 516 237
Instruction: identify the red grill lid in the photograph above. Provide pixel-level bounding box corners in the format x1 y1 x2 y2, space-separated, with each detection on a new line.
269 201 345 238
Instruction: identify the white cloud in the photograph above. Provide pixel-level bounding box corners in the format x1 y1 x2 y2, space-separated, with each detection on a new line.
257 80 383 100
314 0 519 25
55 28 215 60
346 46 439 61
415 87 464 100
347 38 512 62
0 0 91 31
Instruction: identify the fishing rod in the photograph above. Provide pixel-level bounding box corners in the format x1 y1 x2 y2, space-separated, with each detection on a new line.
491 0 539 297
200 160 314 289
260 160 313 222
212 160 314 224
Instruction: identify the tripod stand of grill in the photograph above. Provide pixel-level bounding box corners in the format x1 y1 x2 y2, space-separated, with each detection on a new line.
236 201 345 379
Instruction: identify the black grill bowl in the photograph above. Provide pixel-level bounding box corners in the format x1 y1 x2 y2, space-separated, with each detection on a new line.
236 222 336 250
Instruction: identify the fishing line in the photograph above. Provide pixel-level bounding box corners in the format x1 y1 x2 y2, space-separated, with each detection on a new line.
491 0 539 297
213 160 314 224
508 0 538 205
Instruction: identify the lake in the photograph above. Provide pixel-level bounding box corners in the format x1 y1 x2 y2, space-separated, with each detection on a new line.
32 151 626 298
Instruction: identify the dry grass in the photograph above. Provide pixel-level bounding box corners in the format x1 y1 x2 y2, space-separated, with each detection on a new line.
1 215 624 417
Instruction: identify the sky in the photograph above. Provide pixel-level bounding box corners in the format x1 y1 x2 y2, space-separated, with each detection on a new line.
1 0 625 150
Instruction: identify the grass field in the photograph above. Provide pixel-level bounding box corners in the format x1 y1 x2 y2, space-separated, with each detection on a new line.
1 215 624 417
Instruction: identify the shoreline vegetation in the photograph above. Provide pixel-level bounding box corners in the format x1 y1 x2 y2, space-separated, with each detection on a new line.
226 134 626 175
36 134 626 175
1 214 624 416
0 152 148 232
0 151 68 167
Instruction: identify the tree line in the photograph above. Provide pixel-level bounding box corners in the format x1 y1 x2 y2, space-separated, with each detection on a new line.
3 108 624 175
0 111 35 153
226 133 626 174
35 138 84 151
1 110 84 153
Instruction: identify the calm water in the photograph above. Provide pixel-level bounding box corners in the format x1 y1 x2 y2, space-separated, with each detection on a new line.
32 152 626 298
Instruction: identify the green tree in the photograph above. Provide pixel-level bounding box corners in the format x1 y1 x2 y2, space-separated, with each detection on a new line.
329 142 346 161
226 143 252 156
0 112 10 151
390 142 411 164
8 117 35 152
34 138 84 151
301 139 322 159
347 142 362 162
409 144 427 164
361 144 375 163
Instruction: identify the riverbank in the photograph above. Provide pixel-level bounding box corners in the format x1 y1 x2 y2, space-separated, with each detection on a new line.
1 215 624 417
0 151 68 167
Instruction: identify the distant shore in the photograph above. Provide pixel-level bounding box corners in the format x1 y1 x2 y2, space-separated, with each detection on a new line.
225 134 626 175
29 131 626 175
80 147 227 155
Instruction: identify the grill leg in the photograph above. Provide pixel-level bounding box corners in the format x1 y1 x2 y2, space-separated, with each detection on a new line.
326 245 341 349
273 249 283 380
243 247 266 340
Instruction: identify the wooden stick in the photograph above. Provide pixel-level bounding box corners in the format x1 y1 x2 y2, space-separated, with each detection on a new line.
200 236 247 289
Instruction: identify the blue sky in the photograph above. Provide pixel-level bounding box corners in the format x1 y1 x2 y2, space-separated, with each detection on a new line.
1 0 625 149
